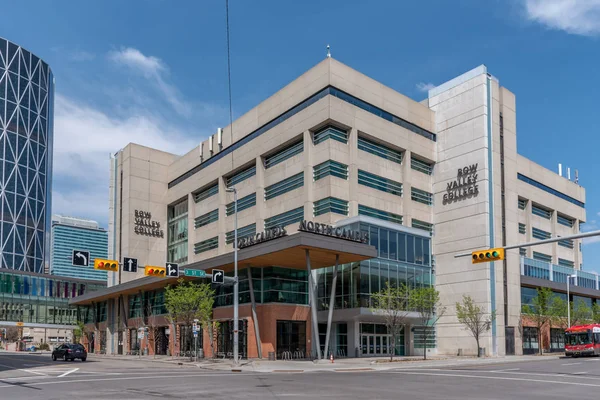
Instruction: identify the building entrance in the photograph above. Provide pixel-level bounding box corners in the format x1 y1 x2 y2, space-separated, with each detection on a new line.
360 323 404 356
277 320 307 359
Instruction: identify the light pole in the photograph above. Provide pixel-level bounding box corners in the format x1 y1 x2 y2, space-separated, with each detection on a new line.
567 274 577 328
225 187 239 366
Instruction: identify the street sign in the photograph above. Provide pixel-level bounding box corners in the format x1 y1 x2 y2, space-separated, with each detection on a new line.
16 322 24 327
166 263 179 277
123 257 138 272
72 250 90 267
193 331 198 338
184 269 206 278
212 269 225 284
137 331 144 340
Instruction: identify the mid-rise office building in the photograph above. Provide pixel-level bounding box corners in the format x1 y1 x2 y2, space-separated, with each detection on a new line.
0 38 54 273
71 58 588 358
50 215 108 281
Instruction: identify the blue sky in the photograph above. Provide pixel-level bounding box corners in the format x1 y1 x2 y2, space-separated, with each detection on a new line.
2 0 600 267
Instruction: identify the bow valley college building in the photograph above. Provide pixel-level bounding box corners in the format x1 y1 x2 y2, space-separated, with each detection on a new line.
70 58 591 359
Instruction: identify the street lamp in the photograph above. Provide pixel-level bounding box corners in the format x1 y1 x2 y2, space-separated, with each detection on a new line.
567 274 577 328
225 187 239 366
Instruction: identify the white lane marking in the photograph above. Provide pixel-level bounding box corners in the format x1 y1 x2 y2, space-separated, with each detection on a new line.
572 372 587 375
387 371 600 388
0 372 253 389
398 368 600 381
491 368 520 372
58 368 79 378
18 369 46 376
561 362 582 366
586 359 600 362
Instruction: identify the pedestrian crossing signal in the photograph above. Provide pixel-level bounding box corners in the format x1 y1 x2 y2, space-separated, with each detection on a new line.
94 259 119 271
472 248 505 264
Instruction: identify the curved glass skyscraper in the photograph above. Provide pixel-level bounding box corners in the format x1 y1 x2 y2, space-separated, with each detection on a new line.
0 38 54 273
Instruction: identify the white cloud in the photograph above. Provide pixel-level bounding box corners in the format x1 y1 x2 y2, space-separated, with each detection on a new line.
108 47 192 117
51 94 198 225
523 0 600 36
416 82 436 92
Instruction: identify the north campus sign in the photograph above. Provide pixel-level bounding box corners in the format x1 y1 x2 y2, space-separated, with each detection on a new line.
237 220 369 249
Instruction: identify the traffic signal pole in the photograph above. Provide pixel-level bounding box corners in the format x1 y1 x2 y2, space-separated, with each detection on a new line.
454 229 600 258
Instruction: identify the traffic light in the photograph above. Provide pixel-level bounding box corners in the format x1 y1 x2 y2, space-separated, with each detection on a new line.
472 248 505 264
94 258 119 271
144 266 167 277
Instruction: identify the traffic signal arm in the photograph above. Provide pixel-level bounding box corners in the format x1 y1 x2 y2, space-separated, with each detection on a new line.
94 259 119 271
471 248 505 264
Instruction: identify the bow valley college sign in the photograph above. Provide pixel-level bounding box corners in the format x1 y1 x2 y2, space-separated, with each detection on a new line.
442 163 479 205
133 210 165 238
237 220 369 249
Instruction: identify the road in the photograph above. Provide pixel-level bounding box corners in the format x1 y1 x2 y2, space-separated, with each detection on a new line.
1 352 600 399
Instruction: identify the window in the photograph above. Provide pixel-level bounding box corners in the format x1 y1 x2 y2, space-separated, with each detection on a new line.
412 219 433 234
557 214 574 228
533 252 552 263
264 207 304 229
558 258 574 268
517 173 584 208
357 136 402 163
519 223 526 234
264 139 303 168
168 199 188 265
532 227 551 240
531 205 552 219
411 188 433 206
411 157 433 175
313 126 348 145
313 160 348 181
518 198 527 210
313 197 349 216
226 224 256 244
558 238 574 249
413 327 436 349
226 165 256 187
523 327 539 354
264 172 304 200
194 209 218 229
358 170 402 196
226 193 256 216
358 205 402 224
520 248 527 256
169 86 435 189
194 237 218 254
194 183 218 203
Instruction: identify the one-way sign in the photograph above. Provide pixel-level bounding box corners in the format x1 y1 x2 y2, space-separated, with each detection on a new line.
123 257 138 272
166 263 179 277
72 250 90 267
212 269 225 284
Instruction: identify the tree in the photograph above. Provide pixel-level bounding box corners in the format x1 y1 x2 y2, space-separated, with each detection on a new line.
570 299 592 327
73 321 86 344
455 295 496 357
5 327 19 342
370 283 410 361
549 296 569 331
164 279 215 360
409 286 446 360
592 303 600 324
521 287 554 355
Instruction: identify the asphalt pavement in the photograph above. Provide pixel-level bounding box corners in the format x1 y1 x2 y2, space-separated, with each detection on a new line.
1 352 600 399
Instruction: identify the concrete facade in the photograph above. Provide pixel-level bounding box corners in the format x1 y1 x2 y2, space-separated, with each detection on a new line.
106 58 586 357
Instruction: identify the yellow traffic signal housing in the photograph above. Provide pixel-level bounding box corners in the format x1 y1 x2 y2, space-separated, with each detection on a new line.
94 259 119 271
144 266 166 277
472 248 505 264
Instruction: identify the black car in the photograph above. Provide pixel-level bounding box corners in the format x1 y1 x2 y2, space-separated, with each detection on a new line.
52 343 87 362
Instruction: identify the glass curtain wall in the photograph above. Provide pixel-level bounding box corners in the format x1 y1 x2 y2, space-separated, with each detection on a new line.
167 200 188 265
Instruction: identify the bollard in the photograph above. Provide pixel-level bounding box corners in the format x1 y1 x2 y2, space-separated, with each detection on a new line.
330 353 334 363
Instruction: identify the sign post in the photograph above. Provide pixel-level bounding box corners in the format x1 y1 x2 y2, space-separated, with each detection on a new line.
193 319 199 362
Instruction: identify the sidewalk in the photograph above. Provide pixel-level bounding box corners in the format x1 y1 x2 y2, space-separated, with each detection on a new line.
85 352 563 373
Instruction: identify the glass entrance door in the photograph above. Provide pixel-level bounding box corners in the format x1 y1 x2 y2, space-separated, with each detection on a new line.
360 323 405 356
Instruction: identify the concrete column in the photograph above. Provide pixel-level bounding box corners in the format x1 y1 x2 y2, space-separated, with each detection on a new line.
402 150 412 225
525 200 532 258
348 127 359 216
574 219 581 269
303 130 314 220
551 210 557 264
306 250 321 360
217 176 228 253
256 156 266 232
323 255 339 358
247 267 262 359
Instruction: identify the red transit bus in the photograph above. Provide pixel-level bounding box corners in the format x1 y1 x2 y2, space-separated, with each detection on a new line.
565 324 600 357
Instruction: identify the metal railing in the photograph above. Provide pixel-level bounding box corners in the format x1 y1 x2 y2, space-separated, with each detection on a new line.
521 257 600 290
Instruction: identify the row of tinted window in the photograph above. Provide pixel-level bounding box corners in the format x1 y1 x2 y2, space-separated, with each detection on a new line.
313 160 348 181
264 207 304 230
358 170 402 197
264 173 304 200
264 139 303 168
314 197 348 216
532 227 551 240
358 205 402 225
194 237 219 254
517 173 584 208
360 222 431 265
226 224 256 244
226 193 256 215
194 209 218 228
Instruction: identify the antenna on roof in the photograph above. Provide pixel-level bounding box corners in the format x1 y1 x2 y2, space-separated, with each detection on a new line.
326 44 331 58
